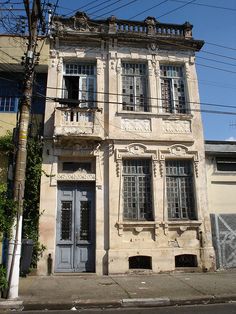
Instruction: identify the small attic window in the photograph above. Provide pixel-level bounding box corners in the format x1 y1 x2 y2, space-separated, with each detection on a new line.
216 157 236 172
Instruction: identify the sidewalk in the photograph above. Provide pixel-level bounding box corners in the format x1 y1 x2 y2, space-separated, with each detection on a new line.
1 269 236 311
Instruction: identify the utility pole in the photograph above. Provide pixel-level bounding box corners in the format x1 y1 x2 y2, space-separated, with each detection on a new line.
6 0 44 299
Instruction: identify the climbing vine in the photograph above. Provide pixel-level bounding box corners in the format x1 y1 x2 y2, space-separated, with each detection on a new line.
0 132 45 272
0 132 16 290
23 136 45 268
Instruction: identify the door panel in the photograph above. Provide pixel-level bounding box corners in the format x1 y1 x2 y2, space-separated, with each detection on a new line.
56 182 95 272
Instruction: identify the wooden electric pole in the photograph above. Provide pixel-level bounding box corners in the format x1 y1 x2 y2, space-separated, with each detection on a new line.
6 0 44 299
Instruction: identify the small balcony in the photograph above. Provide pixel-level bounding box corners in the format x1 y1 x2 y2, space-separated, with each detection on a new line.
54 107 103 139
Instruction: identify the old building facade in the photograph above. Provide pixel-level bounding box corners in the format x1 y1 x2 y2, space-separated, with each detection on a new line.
38 12 215 275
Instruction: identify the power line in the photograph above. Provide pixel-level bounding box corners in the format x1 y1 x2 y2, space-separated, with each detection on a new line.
169 0 236 12
201 50 236 62
151 36 236 67
205 41 236 52
43 94 236 117
196 63 236 75
87 0 116 15
93 0 138 19
40 85 236 110
157 0 196 19
196 56 236 67
63 0 99 17
129 0 169 20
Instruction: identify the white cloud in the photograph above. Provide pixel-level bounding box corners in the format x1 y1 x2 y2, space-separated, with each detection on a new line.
225 136 236 141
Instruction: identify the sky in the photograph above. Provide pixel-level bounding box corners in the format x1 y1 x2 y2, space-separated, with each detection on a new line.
1 0 236 140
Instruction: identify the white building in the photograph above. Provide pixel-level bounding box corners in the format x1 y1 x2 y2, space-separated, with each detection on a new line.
38 12 215 275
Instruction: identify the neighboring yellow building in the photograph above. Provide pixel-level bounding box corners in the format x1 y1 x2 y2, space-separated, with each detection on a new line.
0 35 49 263
205 141 236 269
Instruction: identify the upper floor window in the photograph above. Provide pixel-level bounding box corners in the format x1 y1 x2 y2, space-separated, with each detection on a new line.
63 63 96 108
122 62 148 112
166 160 195 220
0 86 18 112
123 159 152 221
160 65 188 114
216 157 236 172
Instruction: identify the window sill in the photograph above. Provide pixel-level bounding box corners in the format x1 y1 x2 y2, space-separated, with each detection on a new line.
167 220 202 227
116 111 193 120
116 221 157 235
116 111 156 117
116 220 202 238
160 113 193 120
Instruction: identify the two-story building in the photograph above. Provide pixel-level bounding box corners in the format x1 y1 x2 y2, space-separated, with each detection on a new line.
38 12 215 275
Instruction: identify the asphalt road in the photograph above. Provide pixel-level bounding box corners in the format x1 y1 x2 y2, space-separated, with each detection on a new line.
5 303 236 313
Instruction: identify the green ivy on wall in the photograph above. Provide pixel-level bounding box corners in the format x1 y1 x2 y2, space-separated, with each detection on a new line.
23 137 45 268
0 132 45 272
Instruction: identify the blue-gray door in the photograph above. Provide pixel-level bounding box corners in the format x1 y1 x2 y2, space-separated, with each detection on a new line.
56 182 95 272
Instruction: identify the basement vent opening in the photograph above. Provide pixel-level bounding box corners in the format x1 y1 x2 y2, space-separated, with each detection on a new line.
175 254 198 267
129 255 152 270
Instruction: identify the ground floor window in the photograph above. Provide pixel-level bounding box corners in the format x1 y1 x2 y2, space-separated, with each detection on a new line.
123 159 152 220
166 160 195 220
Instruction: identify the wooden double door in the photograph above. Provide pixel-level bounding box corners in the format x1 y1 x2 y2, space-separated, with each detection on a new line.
55 182 95 272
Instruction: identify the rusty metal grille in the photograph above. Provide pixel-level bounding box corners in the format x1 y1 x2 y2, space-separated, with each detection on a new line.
80 201 91 241
61 201 72 240
160 65 187 114
166 160 195 220
122 63 148 112
123 159 152 220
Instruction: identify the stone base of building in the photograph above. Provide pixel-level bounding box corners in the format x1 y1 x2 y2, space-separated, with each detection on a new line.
108 247 215 274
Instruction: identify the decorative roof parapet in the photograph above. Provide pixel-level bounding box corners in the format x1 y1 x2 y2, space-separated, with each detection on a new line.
52 11 203 50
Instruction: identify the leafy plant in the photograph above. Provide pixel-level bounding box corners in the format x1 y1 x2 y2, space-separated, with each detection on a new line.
0 131 14 156
23 137 45 268
0 183 17 237
0 132 45 271
0 265 8 291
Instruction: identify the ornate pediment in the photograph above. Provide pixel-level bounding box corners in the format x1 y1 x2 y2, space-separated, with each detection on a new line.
115 143 158 177
159 144 198 160
159 144 199 177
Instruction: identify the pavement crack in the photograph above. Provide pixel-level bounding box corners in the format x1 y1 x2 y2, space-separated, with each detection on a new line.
169 274 206 296
109 277 132 299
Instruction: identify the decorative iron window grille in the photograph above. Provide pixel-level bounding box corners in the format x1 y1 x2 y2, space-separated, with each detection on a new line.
63 63 96 108
123 159 152 220
60 201 72 240
160 65 188 114
122 63 148 112
80 201 91 241
166 160 196 220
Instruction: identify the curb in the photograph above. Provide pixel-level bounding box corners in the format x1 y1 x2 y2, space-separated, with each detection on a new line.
122 297 170 307
169 295 236 306
1 295 236 311
0 300 23 310
18 300 122 311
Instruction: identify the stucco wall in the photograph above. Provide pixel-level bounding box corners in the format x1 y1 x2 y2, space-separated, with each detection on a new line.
38 20 215 275
206 154 236 215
